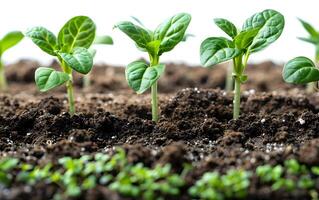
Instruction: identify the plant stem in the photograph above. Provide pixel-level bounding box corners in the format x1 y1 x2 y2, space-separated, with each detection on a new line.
0 60 7 91
225 61 233 92
233 77 241 120
151 82 158 122
66 80 75 116
150 55 160 122
307 49 319 93
83 73 90 89
60 59 75 116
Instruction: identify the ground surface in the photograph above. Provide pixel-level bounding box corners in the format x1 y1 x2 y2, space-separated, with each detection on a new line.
0 60 318 199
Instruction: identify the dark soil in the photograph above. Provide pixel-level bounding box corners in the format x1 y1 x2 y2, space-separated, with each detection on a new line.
0 60 318 200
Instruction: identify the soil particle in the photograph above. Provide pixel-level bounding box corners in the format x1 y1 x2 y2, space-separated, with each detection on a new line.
298 139 319 165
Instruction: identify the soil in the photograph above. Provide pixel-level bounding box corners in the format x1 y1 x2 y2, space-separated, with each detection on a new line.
0 60 319 200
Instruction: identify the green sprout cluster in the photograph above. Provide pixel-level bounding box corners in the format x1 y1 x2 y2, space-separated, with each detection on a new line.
1 152 319 200
256 159 319 199
0 149 185 200
189 170 251 200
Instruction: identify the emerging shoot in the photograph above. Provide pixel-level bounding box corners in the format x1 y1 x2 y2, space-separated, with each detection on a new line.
115 13 191 122
200 9 285 119
0 31 24 91
298 18 319 93
26 16 96 116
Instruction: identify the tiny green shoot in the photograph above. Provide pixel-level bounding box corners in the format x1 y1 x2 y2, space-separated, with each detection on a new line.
297 18 319 93
83 35 113 88
25 16 96 115
114 13 191 122
200 9 285 119
0 31 24 91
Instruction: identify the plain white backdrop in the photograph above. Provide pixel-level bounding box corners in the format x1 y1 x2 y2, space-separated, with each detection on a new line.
0 0 318 66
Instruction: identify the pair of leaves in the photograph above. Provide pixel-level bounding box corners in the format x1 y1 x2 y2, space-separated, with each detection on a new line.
283 56 319 84
126 61 165 94
0 31 24 56
201 9 285 67
115 13 191 56
26 16 96 91
298 18 319 45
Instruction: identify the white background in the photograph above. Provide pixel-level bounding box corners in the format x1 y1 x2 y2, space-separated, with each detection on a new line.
0 0 318 66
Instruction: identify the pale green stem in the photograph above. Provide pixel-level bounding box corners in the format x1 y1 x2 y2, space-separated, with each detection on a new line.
232 53 249 120
150 55 160 122
66 80 75 116
307 50 319 93
233 77 241 119
60 60 75 116
0 59 7 91
151 82 158 122
83 73 91 89
225 61 233 92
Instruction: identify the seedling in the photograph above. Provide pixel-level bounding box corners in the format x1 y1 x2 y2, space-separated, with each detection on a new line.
0 31 24 91
84 35 113 88
200 9 285 119
297 18 319 93
283 56 319 86
26 16 96 115
114 13 191 122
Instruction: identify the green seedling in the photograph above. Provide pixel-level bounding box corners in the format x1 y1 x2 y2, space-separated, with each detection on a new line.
298 18 319 93
200 9 285 119
83 35 113 88
26 16 96 115
282 56 319 86
0 31 24 91
114 13 191 122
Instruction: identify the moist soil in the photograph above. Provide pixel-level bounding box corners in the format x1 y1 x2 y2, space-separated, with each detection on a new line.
0 60 319 200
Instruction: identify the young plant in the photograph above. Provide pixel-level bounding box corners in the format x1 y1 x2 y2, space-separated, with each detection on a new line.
0 31 24 91
297 19 319 93
200 9 285 119
114 13 191 122
26 16 96 115
282 56 319 87
84 35 113 88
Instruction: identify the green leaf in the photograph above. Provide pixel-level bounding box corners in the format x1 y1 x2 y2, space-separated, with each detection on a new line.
214 18 237 38
125 61 165 94
114 21 152 50
0 31 24 55
35 67 70 92
242 9 285 53
154 13 191 54
298 37 319 45
283 56 319 84
25 27 57 56
58 16 96 52
234 28 260 49
59 47 93 74
298 18 319 38
200 37 241 67
93 35 113 45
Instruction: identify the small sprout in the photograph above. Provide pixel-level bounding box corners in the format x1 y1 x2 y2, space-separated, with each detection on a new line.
189 170 251 200
297 18 319 93
26 16 96 115
115 13 191 122
200 9 285 119
0 31 24 91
